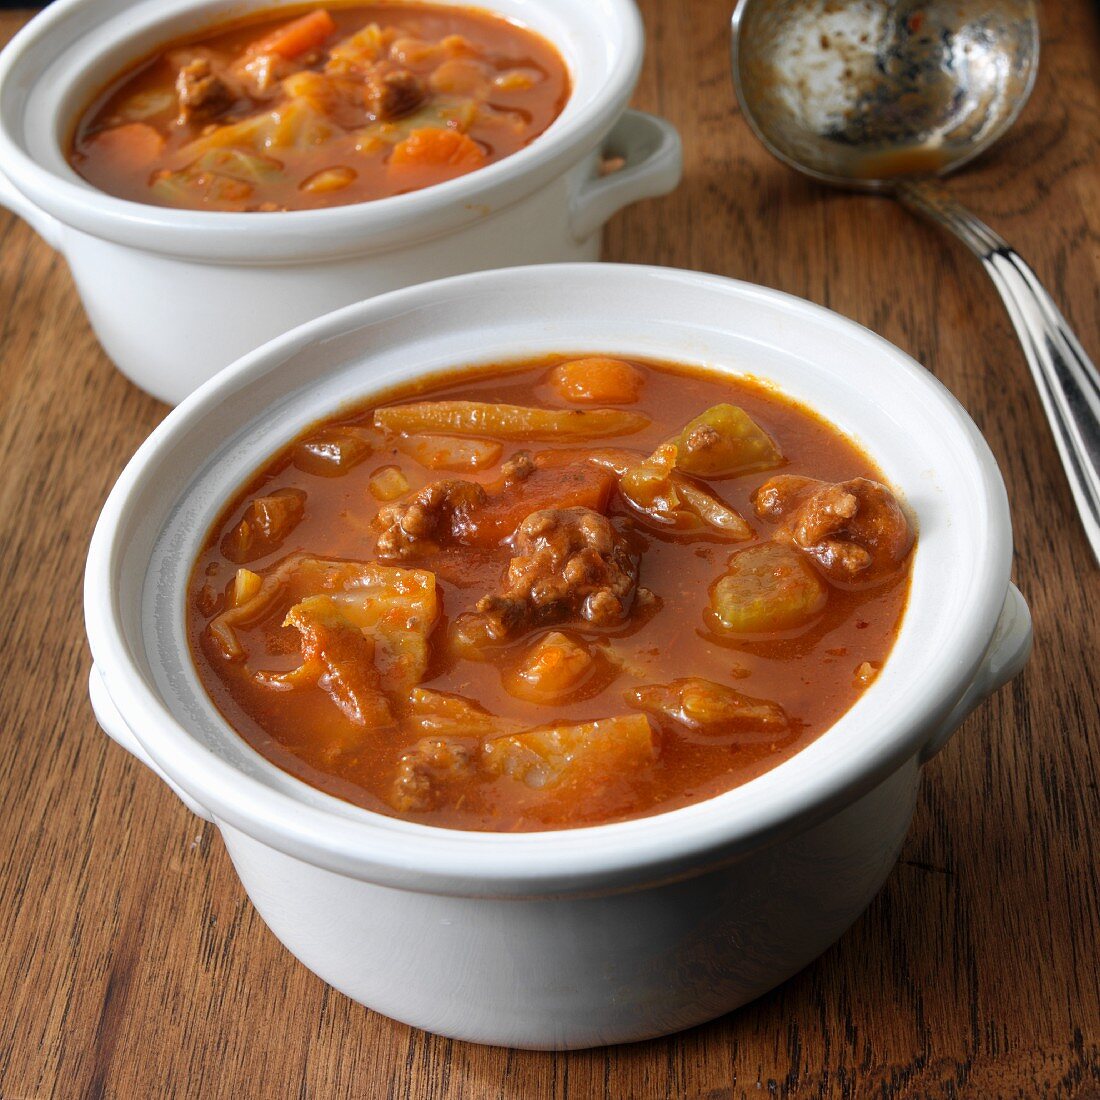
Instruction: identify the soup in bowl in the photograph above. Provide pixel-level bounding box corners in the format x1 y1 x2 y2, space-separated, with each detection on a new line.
0 0 679 401
70 3 570 211
85 265 1030 1047
188 354 916 832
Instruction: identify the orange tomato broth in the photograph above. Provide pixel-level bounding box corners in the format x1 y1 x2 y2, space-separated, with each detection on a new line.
69 3 569 210
186 356 914 832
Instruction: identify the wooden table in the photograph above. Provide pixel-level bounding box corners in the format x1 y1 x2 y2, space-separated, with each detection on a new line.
1 2 1097 1096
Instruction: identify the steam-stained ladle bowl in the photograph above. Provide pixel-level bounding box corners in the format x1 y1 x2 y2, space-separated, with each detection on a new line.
731 0 1100 563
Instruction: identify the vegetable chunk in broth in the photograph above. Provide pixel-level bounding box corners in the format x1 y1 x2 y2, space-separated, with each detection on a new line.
70 3 569 211
187 356 915 831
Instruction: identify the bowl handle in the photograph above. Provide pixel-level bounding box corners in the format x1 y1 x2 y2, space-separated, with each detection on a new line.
88 665 213 822
0 166 62 249
570 109 683 241
920 583 1033 762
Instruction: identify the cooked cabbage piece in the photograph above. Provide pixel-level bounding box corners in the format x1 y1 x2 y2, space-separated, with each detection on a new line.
374 401 649 441
402 687 513 738
208 556 438 695
671 404 783 478
708 543 827 635
324 22 392 73
396 432 503 472
230 567 263 608
482 714 655 790
273 597 395 728
619 443 753 538
628 677 788 738
187 97 335 156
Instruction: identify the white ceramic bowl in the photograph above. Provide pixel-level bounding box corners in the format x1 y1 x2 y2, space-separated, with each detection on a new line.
0 0 680 403
85 264 1032 1049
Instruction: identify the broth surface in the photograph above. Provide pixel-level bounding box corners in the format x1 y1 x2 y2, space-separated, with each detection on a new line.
70 3 569 211
187 357 914 831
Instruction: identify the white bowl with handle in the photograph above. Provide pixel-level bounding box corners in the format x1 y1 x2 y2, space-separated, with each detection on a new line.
0 0 680 403
84 263 1031 1049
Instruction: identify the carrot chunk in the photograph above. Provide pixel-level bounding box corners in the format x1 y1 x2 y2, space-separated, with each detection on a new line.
88 123 166 172
389 128 485 178
549 357 644 405
248 9 336 59
462 462 616 547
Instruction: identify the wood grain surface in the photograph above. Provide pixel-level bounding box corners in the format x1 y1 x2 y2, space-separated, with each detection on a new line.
1 1 1098 1097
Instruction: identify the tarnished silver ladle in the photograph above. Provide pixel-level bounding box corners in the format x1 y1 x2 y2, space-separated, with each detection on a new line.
732 0 1100 563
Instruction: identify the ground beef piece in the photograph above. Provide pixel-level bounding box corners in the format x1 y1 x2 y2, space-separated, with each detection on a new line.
753 475 913 585
474 506 637 638
680 423 723 465
367 69 425 120
374 479 487 558
391 737 476 812
176 58 235 124
500 450 536 485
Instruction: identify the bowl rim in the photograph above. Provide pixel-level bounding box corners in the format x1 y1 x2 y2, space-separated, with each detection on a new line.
85 263 1013 897
0 0 643 261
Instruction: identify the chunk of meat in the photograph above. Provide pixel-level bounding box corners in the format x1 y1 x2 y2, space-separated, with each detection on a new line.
176 58 235 125
466 462 616 547
753 475 914 586
500 450 536 484
471 507 637 641
391 736 477 812
367 69 425 119
708 543 827 635
220 487 306 564
373 461 615 557
374 479 487 558
482 714 655 791
628 677 789 743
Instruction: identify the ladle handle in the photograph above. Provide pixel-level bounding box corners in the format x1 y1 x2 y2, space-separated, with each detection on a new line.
898 180 1100 566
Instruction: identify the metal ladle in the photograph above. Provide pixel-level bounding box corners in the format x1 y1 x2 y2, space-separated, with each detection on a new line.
731 0 1100 562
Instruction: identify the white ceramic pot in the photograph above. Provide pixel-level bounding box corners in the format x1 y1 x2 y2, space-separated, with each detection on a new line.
84 264 1032 1049
0 0 680 404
